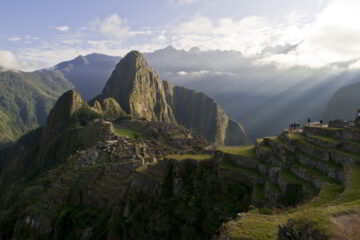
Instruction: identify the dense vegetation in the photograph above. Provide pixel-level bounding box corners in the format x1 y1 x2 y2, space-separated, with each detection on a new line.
0 70 73 146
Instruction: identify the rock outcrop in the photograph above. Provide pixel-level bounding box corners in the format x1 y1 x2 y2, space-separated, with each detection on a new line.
42 90 86 143
96 51 175 123
94 51 249 145
92 98 126 120
163 81 250 145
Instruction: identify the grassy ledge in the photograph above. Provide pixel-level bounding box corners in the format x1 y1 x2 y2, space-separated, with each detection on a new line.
114 127 142 139
217 146 256 158
165 154 212 161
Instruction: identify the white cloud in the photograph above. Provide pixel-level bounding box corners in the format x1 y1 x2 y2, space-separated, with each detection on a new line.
0 50 22 70
91 14 129 39
176 70 232 77
6 0 360 71
8 37 22 42
53 25 70 32
171 15 291 55
173 0 196 5
259 0 360 68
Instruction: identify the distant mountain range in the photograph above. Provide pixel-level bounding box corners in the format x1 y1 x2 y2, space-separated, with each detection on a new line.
53 46 360 140
1 46 360 146
55 53 120 100
0 48 250 146
322 80 360 121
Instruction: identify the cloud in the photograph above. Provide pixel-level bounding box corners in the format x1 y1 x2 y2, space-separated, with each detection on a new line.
173 0 196 5
6 0 360 71
259 0 360 68
8 37 22 42
53 25 70 32
91 14 129 39
170 15 293 55
0 50 22 70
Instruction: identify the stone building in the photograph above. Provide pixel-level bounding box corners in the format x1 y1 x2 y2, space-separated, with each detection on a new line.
329 119 346 128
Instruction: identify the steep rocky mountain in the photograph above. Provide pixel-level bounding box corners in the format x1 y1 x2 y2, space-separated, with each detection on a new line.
95 51 175 123
0 69 73 147
163 81 249 145
55 53 120 100
322 81 360 121
94 51 249 145
2 89 360 239
48 47 360 141
0 49 249 148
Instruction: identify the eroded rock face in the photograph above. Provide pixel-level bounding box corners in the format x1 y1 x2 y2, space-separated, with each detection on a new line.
42 90 86 143
92 98 126 120
98 51 175 123
94 51 249 145
163 81 250 145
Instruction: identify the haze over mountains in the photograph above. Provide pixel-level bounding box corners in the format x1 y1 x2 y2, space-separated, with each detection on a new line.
0 49 250 146
1 46 360 146
50 46 360 140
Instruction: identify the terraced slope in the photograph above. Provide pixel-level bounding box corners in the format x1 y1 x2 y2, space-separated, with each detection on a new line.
218 126 360 240
2 88 360 239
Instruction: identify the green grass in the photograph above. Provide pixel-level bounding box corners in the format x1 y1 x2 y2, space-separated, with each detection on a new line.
292 163 339 184
279 170 318 193
299 152 342 170
288 133 306 140
297 137 360 161
114 128 141 139
332 165 360 204
217 146 256 158
226 213 288 240
223 165 360 240
219 163 265 179
306 184 344 208
165 154 212 161
332 148 360 161
310 135 338 144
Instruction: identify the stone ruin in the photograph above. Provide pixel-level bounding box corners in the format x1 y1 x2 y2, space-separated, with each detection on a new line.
328 119 347 128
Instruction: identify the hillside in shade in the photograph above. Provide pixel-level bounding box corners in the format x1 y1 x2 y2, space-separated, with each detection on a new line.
0 69 73 147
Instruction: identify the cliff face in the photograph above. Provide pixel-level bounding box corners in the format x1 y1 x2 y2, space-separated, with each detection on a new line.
98 51 175 123
95 51 249 146
42 90 86 143
163 81 250 145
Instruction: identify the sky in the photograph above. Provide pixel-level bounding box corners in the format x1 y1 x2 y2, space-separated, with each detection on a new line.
1 0 360 71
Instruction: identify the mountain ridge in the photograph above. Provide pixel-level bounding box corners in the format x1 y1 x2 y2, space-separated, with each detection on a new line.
93 50 249 145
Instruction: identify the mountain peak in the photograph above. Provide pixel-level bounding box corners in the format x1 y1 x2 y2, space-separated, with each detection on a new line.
164 45 177 51
42 90 86 143
120 50 149 69
97 50 175 122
